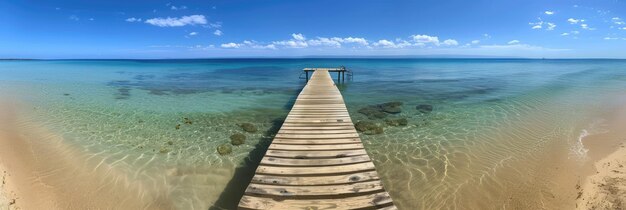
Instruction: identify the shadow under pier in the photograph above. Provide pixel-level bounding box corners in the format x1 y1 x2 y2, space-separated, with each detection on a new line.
208 88 301 210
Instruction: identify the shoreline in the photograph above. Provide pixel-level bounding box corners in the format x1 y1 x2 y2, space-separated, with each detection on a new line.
0 99 172 209
575 99 626 209
577 142 626 209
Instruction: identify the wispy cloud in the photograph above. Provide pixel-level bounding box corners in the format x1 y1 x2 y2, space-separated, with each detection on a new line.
221 41 275 49
170 5 187 10
213 30 222 36
442 39 459 46
411 34 440 45
125 17 142 22
545 11 555 15
145 15 207 27
612 17 625 25
69 15 79 21
567 18 583 24
529 18 555 30
580 23 595 30
189 32 198 36
508 40 520 45
546 22 556 30
221 43 240 48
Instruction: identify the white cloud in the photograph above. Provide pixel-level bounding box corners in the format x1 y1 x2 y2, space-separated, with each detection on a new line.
189 32 198 36
69 15 79 21
529 19 543 29
612 17 625 25
126 17 142 22
545 11 555 15
604 37 619 40
213 30 223 36
442 39 459 46
483 34 491 39
471 40 480 44
342 37 369 45
561 32 570 36
508 40 520 45
373 40 398 48
221 43 241 48
571 30 580 34
209 22 222 28
580 23 595 30
308 37 342 48
220 40 276 50
411 34 440 45
292 33 306 41
567 18 583 24
546 22 556 30
145 15 207 27
273 40 308 48
170 5 187 10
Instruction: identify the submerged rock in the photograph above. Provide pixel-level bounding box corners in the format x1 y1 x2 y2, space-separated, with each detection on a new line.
230 133 246 145
358 101 403 118
380 101 403 114
159 147 169 154
358 106 388 119
183 117 193 125
239 123 258 133
217 144 232 155
416 104 434 113
355 121 384 135
175 124 181 130
385 118 408 126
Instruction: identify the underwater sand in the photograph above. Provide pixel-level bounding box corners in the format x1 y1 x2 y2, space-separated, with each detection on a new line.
2 59 626 209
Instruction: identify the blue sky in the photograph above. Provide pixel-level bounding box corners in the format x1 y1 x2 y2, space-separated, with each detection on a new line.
1 0 626 58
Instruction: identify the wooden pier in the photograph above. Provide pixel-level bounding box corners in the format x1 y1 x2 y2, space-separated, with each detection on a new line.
238 69 396 209
303 67 348 82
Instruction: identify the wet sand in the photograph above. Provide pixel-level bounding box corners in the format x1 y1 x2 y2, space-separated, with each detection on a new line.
576 99 626 210
0 99 173 209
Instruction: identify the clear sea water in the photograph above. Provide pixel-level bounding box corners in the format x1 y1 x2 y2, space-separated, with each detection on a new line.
1 59 626 209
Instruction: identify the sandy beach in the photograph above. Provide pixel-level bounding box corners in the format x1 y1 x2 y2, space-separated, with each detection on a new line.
575 99 626 209
0 99 173 210
577 143 626 209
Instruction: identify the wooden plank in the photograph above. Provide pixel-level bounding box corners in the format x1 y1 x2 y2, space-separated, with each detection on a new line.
272 138 360 145
278 129 356 134
255 161 375 176
250 171 381 186
269 143 363 151
239 192 393 209
279 126 355 130
261 155 371 166
245 180 384 196
265 149 368 159
275 133 359 139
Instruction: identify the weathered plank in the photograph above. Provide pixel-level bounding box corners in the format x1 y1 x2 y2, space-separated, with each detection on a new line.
250 171 381 186
261 155 371 166
239 192 394 209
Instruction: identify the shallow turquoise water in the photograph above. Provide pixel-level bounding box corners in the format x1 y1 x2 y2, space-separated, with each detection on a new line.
1 59 626 209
